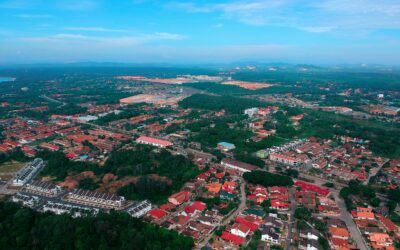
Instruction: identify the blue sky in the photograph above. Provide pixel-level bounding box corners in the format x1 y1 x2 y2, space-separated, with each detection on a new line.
0 0 400 64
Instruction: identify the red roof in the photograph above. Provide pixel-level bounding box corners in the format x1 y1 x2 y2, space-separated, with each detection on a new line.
4 140 19 147
270 199 289 209
159 203 176 211
378 215 397 232
331 238 349 247
192 201 206 211
148 209 167 219
184 201 206 215
221 231 245 245
136 136 173 147
168 191 191 204
215 172 225 178
235 217 259 231
294 181 330 196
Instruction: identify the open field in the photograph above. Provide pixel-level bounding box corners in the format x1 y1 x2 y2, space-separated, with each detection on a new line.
0 161 25 174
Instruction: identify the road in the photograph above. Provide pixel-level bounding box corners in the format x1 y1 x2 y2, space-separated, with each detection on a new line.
364 159 389 185
285 187 296 250
40 94 66 107
75 120 136 136
333 192 370 250
197 177 247 249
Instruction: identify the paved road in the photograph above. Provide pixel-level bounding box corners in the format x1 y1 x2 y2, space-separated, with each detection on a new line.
40 94 66 107
285 187 296 250
364 159 389 185
75 120 136 136
333 192 370 250
197 178 247 249
221 177 247 225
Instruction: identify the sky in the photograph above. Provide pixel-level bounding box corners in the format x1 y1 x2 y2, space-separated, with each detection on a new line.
0 0 400 65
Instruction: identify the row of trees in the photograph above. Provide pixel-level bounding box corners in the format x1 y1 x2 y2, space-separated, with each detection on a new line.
0 202 193 250
243 170 294 187
179 94 267 114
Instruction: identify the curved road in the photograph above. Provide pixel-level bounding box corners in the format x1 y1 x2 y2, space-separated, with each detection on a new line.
196 177 247 249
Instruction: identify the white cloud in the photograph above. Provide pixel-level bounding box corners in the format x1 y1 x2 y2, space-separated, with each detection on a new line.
212 23 224 28
13 14 52 18
57 0 97 11
65 27 129 33
300 26 336 33
19 32 186 45
151 32 185 40
171 0 400 31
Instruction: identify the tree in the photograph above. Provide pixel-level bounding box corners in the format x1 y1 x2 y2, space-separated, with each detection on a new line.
78 178 99 190
0 202 193 249
318 236 329 250
388 188 400 203
294 207 312 221
243 171 293 187
370 197 381 207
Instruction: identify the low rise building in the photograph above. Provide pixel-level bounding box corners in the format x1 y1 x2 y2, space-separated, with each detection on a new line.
136 136 173 148
42 201 99 217
65 189 126 209
126 200 152 218
25 180 63 197
221 158 258 173
11 193 41 208
12 158 44 186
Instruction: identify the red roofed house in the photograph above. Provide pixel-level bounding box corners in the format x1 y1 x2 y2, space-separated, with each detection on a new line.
148 209 167 219
368 233 393 249
247 194 267 204
4 140 19 148
352 207 375 220
377 215 398 233
294 181 330 196
235 217 259 232
231 223 251 238
183 201 206 216
136 136 173 148
270 199 289 211
221 231 245 245
39 142 59 151
168 191 191 205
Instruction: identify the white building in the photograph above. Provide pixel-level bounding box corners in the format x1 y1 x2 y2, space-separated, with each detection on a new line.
244 108 259 118
127 200 152 218
231 224 250 238
12 158 44 186
12 193 41 208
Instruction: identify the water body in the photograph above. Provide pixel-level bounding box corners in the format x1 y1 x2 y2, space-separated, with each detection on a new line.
0 77 16 83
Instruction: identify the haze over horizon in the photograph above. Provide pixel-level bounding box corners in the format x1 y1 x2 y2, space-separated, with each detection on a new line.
1 0 400 65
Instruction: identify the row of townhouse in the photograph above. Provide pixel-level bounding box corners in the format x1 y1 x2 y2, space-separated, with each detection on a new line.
25 180 63 197
12 158 44 186
42 201 99 218
65 189 126 209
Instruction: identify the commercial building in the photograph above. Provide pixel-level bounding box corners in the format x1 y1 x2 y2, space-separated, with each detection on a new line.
221 158 258 173
136 136 173 148
269 152 305 167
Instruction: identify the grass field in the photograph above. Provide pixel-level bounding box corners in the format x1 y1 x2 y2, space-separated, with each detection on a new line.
0 161 26 173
